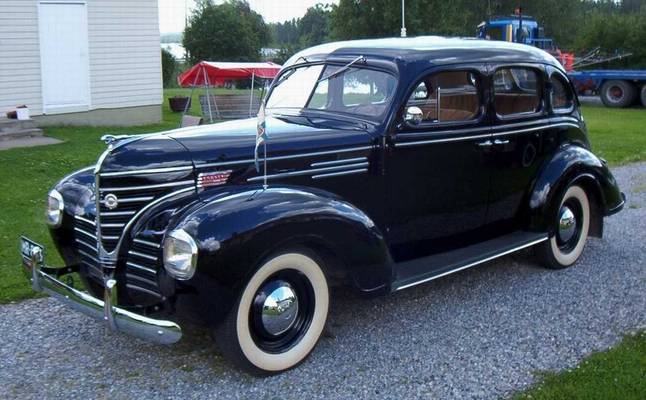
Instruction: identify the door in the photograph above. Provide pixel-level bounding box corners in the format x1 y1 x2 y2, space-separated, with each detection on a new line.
387 66 492 262
39 1 90 114
486 65 548 233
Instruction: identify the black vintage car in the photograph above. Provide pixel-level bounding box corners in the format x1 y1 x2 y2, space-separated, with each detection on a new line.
21 37 624 375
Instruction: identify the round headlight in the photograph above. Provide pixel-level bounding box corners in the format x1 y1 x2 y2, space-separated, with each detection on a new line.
163 229 198 280
46 189 64 227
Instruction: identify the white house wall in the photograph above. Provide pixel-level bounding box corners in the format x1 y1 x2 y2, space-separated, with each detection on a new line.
0 0 162 117
0 1 43 115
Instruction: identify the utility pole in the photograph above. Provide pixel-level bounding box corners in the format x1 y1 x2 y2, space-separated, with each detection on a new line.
400 0 406 37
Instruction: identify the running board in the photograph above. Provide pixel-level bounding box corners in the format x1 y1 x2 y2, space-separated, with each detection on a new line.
392 231 548 292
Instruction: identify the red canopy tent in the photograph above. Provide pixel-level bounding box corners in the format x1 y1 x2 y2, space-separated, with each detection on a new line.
176 61 282 124
177 61 282 87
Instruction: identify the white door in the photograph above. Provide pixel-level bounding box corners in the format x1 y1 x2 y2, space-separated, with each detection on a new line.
39 1 90 114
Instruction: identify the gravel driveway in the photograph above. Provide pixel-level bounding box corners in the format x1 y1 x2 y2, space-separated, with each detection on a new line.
1 162 644 400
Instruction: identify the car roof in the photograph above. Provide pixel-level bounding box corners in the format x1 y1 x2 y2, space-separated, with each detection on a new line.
285 36 564 72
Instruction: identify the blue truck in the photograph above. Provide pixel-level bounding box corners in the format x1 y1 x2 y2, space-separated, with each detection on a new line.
477 15 646 108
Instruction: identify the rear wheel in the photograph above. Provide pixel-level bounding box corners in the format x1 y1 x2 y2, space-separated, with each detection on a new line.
536 185 590 269
600 80 637 108
215 250 329 375
640 84 646 108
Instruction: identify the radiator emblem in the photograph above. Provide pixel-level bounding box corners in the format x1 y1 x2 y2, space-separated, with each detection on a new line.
104 193 119 210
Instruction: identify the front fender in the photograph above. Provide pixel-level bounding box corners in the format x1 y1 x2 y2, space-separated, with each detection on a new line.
169 185 391 323
528 144 624 234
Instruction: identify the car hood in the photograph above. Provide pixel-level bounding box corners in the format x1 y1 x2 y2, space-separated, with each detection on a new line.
162 115 372 167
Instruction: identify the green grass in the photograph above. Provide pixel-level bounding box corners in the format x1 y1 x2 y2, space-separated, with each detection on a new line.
581 105 646 165
513 331 646 400
0 99 644 303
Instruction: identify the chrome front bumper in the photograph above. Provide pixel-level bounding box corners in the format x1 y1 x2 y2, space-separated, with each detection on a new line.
20 236 182 345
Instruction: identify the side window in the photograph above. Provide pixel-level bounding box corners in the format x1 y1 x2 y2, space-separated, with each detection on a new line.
494 67 541 116
405 70 480 123
551 74 573 110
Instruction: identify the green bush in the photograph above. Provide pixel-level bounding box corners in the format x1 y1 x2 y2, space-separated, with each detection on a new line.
161 48 177 88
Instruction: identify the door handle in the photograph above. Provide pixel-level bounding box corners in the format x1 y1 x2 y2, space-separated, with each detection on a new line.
493 139 510 145
476 140 492 147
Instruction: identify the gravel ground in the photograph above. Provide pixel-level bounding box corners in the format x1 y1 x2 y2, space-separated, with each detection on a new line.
1 162 645 400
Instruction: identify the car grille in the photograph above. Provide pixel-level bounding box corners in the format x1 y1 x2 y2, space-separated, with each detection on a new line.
98 173 195 252
72 169 195 303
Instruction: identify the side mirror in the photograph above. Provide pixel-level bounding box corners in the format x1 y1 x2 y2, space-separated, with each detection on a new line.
404 106 423 126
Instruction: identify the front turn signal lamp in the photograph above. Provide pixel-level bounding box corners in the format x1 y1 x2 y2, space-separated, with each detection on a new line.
46 189 64 227
163 228 198 280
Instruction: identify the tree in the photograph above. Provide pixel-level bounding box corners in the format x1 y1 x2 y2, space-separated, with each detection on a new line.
183 0 270 63
298 4 332 48
161 48 177 88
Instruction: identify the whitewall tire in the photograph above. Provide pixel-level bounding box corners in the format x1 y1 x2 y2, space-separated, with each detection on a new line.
215 250 329 375
537 185 590 269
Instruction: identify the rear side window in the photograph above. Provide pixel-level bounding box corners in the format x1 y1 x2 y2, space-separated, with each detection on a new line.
551 75 573 110
494 67 541 116
405 70 480 123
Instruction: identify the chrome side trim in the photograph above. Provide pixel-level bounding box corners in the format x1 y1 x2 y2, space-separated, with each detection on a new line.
198 145 372 169
394 122 581 148
492 123 580 137
99 165 193 177
394 236 548 291
312 168 368 179
395 133 491 148
126 261 157 275
99 180 194 192
133 238 161 249
128 250 158 262
247 162 369 182
310 157 367 167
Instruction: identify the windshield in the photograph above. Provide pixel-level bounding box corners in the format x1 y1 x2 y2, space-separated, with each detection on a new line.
265 64 397 121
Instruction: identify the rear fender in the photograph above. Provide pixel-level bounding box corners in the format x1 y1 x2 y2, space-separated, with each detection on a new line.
528 144 623 236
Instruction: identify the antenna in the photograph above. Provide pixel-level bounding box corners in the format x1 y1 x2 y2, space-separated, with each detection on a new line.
400 0 407 37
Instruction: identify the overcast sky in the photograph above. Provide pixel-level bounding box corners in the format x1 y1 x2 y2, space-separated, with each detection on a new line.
158 0 339 34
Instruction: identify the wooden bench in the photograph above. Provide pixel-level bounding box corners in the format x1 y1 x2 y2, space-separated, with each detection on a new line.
200 94 262 120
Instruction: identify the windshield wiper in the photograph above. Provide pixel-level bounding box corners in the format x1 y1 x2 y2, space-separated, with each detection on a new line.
316 55 366 83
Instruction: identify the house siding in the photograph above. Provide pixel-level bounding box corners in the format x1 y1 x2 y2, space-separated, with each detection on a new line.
0 0 162 118
0 1 43 115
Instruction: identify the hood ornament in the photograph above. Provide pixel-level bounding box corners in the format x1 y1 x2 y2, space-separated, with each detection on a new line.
101 134 132 146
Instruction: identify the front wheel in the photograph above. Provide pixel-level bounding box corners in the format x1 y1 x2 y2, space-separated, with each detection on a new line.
536 185 590 269
640 84 646 108
215 250 329 375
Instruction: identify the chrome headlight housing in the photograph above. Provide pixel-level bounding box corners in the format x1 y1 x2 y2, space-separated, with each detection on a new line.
163 229 198 280
46 189 64 227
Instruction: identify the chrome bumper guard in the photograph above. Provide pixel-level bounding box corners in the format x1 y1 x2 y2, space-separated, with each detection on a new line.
20 236 182 345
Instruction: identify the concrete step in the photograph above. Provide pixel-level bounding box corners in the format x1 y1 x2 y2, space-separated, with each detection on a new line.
0 128 44 141
0 117 38 134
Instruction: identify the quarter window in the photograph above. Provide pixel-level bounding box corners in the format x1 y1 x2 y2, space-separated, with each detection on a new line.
551 75 573 110
494 67 541 116
405 70 480 123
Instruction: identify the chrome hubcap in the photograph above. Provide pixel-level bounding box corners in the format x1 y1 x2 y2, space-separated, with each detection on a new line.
558 205 577 243
260 282 299 336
